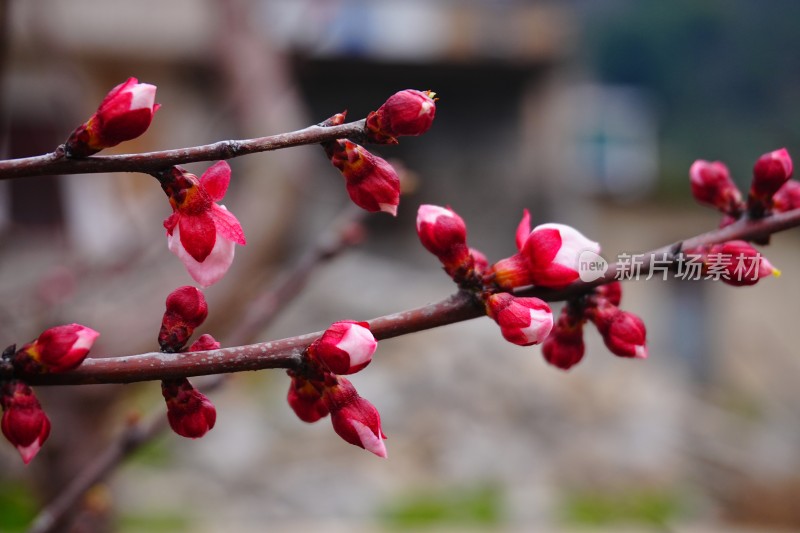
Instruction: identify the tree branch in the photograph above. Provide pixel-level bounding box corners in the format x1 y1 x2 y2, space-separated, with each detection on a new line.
0 120 366 180
5 207 799 386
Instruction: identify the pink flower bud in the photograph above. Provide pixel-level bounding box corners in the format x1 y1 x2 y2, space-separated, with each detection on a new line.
706 240 779 286
485 293 553 346
161 162 247 287
1 381 51 464
323 377 387 458
187 334 220 352
65 77 160 157
589 302 647 359
773 180 800 212
542 308 585 371
689 160 743 215
490 218 601 290
325 140 401 216
159 286 208 352
366 89 436 144
287 374 329 423
416 204 473 277
749 148 793 209
308 321 377 375
162 378 216 439
15 323 99 373
470 248 489 276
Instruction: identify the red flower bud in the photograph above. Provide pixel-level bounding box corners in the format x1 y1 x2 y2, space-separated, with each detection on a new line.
15 324 99 373
187 334 220 352
366 89 436 144
470 248 489 276
689 160 743 215
589 302 647 359
595 281 622 307
65 77 160 157
773 180 800 212
542 308 585 371
308 321 377 375
416 204 473 278
1 381 51 464
159 286 209 352
323 376 387 458
749 148 793 212
705 240 779 286
485 293 553 346
287 374 329 423
162 378 216 439
325 140 400 216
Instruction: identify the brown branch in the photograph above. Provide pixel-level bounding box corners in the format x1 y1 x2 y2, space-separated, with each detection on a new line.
0 120 366 180
6 207 798 387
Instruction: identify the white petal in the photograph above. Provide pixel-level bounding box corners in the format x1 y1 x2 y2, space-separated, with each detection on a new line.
128 83 157 111
534 223 600 270
336 324 377 368
168 226 235 287
518 307 554 345
351 420 387 458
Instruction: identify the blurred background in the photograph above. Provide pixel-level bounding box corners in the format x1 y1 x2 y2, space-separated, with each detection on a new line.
1 0 800 532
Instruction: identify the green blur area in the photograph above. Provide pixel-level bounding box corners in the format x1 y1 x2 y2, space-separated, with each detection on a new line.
380 484 503 530
560 487 683 528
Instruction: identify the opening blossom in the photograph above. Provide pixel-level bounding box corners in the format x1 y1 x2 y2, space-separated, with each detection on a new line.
160 162 246 287
1 381 51 464
65 77 160 157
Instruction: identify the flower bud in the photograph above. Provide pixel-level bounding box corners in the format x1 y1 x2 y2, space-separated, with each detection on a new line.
541 308 585 370
416 204 474 278
323 376 387 458
187 334 220 352
161 378 216 439
706 240 779 286
689 160 743 215
749 148 793 213
325 140 401 215
773 180 800 212
1 381 51 464
308 321 377 375
595 281 622 307
470 248 489 276
159 286 209 352
15 323 100 373
366 89 436 144
287 374 329 423
589 302 647 359
485 293 553 346
65 77 160 157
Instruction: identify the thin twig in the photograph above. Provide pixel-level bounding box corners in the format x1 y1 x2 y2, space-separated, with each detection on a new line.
0 120 366 180
24 204 368 533
8 207 799 387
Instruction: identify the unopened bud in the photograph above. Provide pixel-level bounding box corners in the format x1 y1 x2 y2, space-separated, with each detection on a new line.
485 293 553 346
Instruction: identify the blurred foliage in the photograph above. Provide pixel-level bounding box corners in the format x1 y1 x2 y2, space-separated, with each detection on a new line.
0 481 38 532
380 484 503 529
581 0 800 193
561 487 682 527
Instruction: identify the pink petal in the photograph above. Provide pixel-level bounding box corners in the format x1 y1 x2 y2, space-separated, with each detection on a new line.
163 211 180 234
210 204 246 245
179 213 217 262
201 161 231 202
168 226 236 287
515 208 531 251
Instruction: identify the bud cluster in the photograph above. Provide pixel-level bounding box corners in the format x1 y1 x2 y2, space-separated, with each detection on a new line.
1 324 99 463
286 321 386 457
321 89 437 216
157 286 220 439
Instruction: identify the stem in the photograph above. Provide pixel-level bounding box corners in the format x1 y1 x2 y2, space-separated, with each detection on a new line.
7 206 799 386
0 120 366 180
